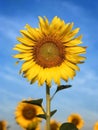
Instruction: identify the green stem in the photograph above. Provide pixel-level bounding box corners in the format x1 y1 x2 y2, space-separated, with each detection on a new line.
46 84 51 130
50 91 56 101
41 105 46 115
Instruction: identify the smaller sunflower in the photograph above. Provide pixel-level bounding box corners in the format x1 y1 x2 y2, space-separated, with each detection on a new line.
67 113 84 129
15 99 43 129
44 120 61 130
93 122 98 130
0 120 7 130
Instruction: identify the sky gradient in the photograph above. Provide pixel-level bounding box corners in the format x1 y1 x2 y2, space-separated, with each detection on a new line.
0 0 98 129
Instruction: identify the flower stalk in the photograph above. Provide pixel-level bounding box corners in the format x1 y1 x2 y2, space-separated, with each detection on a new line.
46 84 51 130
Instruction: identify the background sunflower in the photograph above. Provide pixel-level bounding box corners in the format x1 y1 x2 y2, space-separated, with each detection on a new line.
15 100 43 129
67 113 84 129
0 120 7 130
44 120 61 130
93 122 98 130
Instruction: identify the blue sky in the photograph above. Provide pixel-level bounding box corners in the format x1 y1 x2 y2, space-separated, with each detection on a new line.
0 0 98 129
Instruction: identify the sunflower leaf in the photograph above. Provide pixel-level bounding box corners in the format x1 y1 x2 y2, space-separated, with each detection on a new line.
60 122 78 130
37 109 57 120
22 98 43 107
51 85 72 101
56 85 72 92
36 114 46 119
50 109 57 117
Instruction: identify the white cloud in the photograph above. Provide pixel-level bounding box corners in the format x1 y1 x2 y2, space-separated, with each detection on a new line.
0 69 24 86
0 16 20 40
72 67 98 96
0 15 38 42
61 1 83 15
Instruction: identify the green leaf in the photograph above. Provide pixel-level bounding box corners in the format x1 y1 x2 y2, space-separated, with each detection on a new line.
22 98 43 107
56 85 72 92
37 109 57 120
60 122 78 130
37 114 46 119
7 126 10 129
50 109 57 117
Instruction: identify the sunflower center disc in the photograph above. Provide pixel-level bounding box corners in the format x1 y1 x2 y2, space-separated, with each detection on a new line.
39 42 59 61
0 122 3 129
51 122 58 130
35 41 65 68
72 118 79 126
22 105 36 120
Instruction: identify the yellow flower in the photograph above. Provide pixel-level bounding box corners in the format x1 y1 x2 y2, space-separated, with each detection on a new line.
15 100 43 129
0 120 7 130
50 120 61 130
67 113 84 129
25 122 41 130
44 120 61 130
93 122 98 130
13 16 86 87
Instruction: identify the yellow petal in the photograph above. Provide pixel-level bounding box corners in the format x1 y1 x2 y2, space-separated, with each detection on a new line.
58 23 74 40
25 24 42 39
62 23 74 35
38 16 49 35
13 53 33 59
14 43 32 50
13 43 33 53
65 54 86 63
60 66 68 82
45 68 52 87
64 60 80 71
17 37 35 46
65 46 86 54
21 60 35 72
13 47 32 52
52 67 61 86
61 62 76 79
20 30 37 41
37 67 46 86
49 17 65 35
68 28 80 38
64 35 82 46
44 16 49 27
24 64 41 82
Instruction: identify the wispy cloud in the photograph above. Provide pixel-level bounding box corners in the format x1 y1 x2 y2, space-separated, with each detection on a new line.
72 67 98 96
0 15 38 42
61 1 83 16
0 16 20 40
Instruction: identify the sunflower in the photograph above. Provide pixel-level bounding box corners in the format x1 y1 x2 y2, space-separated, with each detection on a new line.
93 122 98 130
67 113 84 129
13 16 86 87
50 120 61 130
44 120 61 130
0 120 7 130
15 100 43 129
26 122 41 130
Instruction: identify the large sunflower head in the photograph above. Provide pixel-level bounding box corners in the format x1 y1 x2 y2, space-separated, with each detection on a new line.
67 113 84 129
13 16 86 87
15 100 43 129
93 122 98 130
0 120 7 130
